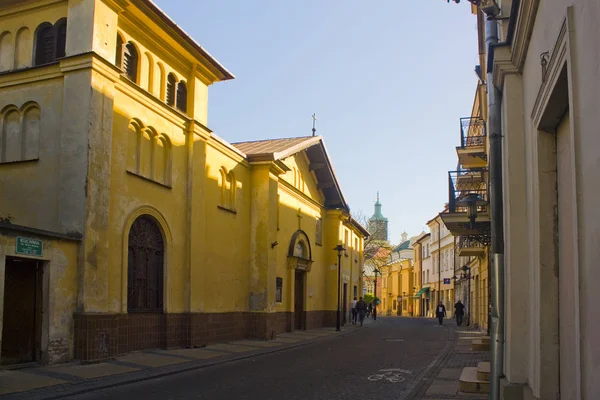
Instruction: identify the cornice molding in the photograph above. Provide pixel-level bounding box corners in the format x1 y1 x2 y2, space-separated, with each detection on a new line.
492 45 520 88
511 0 540 71
103 0 129 13
0 64 62 88
531 11 570 130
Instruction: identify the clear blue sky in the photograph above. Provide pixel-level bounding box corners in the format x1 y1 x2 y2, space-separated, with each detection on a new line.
154 0 479 244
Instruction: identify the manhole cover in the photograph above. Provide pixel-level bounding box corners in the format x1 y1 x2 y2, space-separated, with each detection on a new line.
384 338 404 342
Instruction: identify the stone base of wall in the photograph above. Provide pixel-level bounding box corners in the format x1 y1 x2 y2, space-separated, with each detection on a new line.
74 310 337 362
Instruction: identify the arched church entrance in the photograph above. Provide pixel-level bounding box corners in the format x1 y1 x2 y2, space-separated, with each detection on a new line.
287 231 313 331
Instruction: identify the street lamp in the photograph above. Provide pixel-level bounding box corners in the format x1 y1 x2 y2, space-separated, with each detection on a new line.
447 0 500 15
461 265 472 326
457 193 488 229
334 244 345 331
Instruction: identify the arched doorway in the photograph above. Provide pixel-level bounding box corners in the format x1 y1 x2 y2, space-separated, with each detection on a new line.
127 215 164 312
287 231 313 330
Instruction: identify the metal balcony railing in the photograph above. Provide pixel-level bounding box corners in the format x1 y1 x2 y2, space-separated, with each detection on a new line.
459 235 486 249
448 169 489 213
460 117 486 148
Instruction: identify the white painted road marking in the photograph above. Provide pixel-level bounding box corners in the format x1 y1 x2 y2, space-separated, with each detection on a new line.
367 368 412 383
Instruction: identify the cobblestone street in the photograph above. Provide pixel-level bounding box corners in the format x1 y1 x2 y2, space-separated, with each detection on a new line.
3 317 490 400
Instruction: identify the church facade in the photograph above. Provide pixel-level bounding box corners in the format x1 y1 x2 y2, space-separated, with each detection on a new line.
0 0 367 366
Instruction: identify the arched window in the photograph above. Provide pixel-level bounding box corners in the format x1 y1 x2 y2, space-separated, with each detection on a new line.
34 23 55 66
34 19 67 66
166 73 176 106
176 81 187 113
123 42 138 82
127 215 164 312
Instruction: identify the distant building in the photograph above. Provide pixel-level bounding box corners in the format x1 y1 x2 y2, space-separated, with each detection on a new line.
367 192 389 242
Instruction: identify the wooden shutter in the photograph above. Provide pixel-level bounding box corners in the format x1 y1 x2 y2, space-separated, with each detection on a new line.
55 20 67 58
123 43 138 82
35 25 55 65
166 74 176 106
176 81 187 113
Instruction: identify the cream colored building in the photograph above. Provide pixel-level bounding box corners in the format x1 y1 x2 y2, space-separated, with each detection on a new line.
462 0 600 398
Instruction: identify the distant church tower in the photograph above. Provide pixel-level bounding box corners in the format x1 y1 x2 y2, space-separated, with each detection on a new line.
368 192 389 242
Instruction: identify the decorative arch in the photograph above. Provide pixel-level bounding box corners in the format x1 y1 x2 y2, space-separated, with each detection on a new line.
0 102 40 163
218 167 236 210
14 27 32 68
115 31 125 68
144 52 154 93
156 62 166 100
121 206 172 313
287 230 313 271
154 134 171 185
0 31 14 71
21 102 40 160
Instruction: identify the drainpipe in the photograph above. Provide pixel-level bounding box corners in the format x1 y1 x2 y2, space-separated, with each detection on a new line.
485 11 505 400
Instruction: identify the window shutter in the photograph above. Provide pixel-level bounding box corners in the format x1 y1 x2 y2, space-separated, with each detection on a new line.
56 21 67 58
166 74 176 106
35 26 55 65
123 43 138 82
176 82 187 112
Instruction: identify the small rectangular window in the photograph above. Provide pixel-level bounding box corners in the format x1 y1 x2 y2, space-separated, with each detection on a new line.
276 277 283 303
315 218 322 245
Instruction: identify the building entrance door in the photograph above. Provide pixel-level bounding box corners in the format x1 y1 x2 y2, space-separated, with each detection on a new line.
1 257 42 365
294 270 305 330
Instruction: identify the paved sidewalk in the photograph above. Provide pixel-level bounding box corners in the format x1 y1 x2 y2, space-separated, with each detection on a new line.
0 319 375 399
406 324 491 400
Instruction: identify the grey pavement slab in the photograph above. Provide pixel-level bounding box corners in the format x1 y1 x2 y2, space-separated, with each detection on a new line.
203 343 258 353
0 370 66 395
436 367 464 380
154 348 224 359
230 340 282 348
117 352 190 367
41 363 139 379
425 379 460 396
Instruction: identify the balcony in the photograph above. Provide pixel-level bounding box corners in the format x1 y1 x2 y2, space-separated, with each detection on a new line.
458 235 487 256
456 117 487 169
439 169 490 236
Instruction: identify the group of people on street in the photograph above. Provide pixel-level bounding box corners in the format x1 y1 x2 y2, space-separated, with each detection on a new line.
350 297 368 326
349 296 466 327
435 299 466 326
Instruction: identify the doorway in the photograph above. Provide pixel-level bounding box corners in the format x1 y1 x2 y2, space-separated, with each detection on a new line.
1 257 42 365
294 270 305 330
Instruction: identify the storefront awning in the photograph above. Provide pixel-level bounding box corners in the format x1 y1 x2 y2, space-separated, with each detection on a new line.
413 287 430 298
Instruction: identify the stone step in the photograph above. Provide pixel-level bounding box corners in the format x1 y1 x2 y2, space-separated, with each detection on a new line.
459 367 490 394
472 339 490 351
480 336 491 344
477 361 491 381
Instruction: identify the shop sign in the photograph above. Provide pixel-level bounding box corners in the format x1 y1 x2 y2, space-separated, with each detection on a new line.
443 278 451 284
15 236 43 257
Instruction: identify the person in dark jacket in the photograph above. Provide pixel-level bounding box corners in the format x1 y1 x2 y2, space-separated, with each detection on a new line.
454 300 465 326
356 297 368 326
436 301 447 325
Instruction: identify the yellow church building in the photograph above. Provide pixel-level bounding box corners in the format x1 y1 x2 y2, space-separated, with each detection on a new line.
0 0 367 366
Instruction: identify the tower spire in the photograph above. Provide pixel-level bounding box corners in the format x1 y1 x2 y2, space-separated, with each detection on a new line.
312 113 317 136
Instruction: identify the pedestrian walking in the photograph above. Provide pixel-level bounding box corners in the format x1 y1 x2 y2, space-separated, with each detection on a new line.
436 301 447 325
454 300 465 326
367 302 373 318
356 296 367 326
351 297 358 325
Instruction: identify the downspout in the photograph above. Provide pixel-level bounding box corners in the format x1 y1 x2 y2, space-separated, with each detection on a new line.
485 11 505 400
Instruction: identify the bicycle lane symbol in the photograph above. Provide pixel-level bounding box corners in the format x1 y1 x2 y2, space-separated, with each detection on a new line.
367 368 412 383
